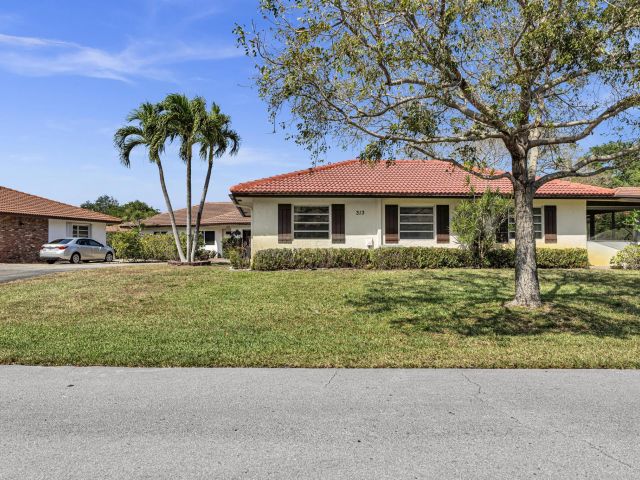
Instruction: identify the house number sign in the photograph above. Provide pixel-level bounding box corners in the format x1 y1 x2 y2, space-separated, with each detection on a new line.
355 210 365 215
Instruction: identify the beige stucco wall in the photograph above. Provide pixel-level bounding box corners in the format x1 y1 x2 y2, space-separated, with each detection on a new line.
587 241 632 267
248 197 589 254
251 197 383 251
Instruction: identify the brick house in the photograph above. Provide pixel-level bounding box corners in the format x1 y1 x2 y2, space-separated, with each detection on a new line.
0 186 120 263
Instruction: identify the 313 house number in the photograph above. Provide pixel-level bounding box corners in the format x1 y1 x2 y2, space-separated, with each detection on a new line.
355 210 365 215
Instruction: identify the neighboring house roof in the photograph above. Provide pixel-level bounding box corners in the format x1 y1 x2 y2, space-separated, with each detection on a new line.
106 224 133 233
140 202 250 227
0 186 121 223
230 159 619 198
614 187 640 198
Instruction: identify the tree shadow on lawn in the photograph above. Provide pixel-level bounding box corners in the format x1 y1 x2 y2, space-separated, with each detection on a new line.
347 270 640 338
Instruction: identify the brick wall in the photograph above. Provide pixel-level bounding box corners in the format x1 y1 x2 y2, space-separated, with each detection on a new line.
0 214 49 263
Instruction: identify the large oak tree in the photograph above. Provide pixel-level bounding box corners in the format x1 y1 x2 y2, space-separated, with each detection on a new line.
237 0 640 307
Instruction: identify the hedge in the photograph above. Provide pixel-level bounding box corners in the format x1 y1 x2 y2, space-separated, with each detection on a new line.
251 247 590 270
610 244 640 270
107 231 204 261
251 248 370 271
369 247 472 269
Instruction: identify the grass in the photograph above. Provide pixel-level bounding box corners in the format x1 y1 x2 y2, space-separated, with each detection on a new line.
0 265 639 368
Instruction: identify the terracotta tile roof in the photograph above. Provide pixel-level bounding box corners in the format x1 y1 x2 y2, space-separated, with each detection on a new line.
0 186 121 223
230 159 617 198
614 187 640 198
141 202 249 227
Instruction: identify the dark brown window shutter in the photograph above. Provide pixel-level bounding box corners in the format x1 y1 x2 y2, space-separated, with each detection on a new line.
544 205 557 243
331 204 345 244
385 205 398 243
436 205 450 243
496 217 509 243
278 204 292 244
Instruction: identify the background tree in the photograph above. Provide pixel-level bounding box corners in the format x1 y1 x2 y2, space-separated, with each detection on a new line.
81 195 120 217
81 196 159 225
451 189 511 267
575 141 640 188
114 102 187 262
237 0 640 308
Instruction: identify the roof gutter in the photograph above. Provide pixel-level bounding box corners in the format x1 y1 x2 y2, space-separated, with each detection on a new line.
228 193 251 217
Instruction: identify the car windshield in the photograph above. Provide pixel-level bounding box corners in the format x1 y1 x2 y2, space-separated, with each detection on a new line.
49 239 73 244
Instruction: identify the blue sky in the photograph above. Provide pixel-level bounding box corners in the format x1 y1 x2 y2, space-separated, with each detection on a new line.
0 0 345 209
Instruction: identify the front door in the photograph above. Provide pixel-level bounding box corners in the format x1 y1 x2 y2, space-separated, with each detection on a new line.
242 229 251 257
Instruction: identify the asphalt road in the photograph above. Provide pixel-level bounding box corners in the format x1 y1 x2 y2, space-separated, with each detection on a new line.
1 368 639 479
0 262 153 283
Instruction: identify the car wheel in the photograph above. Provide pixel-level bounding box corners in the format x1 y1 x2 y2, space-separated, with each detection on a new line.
105 252 114 262
47 260 57 264
70 252 81 264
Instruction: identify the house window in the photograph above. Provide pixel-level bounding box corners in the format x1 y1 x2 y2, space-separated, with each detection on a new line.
293 206 330 239
588 210 638 241
399 206 434 240
203 231 216 245
508 208 542 240
72 224 90 238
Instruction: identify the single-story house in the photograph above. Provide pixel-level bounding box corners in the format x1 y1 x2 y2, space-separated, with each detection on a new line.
230 160 640 266
138 202 250 257
0 186 120 263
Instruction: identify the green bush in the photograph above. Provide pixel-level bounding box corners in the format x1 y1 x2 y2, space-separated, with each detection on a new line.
108 230 142 260
486 247 589 268
107 231 204 262
369 247 472 269
486 248 516 268
610 244 640 269
536 248 589 269
251 246 590 270
140 234 181 261
252 248 371 270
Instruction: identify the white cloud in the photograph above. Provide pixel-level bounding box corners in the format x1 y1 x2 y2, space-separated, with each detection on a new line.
0 33 242 82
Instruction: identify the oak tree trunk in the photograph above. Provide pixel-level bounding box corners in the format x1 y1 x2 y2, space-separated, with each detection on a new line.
511 183 543 308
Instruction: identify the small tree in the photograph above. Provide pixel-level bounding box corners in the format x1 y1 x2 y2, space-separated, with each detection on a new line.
452 189 511 267
114 102 187 262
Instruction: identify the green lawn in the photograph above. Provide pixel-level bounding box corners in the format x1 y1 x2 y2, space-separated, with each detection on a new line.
0 265 639 368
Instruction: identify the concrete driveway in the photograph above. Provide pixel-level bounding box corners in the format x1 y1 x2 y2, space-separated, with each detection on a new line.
1 367 639 479
0 262 154 283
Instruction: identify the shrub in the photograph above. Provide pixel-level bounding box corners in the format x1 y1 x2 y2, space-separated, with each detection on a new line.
536 248 589 269
140 234 181 261
610 244 640 270
485 247 589 269
252 248 371 270
108 230 142 260
251 246 590 270
228 248 250 269
369 247 472 269
451 189 511 267
107 231 203 262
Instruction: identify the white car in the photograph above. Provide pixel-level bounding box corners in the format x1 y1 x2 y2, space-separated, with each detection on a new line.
39 238 115 264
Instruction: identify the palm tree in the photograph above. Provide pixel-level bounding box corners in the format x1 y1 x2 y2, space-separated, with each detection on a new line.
191 103 241 262
114 102 187 262
162 94 207 261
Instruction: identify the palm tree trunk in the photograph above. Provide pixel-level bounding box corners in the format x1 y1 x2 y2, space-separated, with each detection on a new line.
191 151 215 262
185 150 192 263
156 160 186 262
